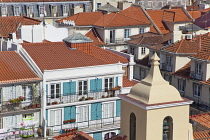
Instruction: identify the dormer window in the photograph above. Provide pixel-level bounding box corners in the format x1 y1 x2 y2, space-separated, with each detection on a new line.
140 28 145 34
193 83 201 97
1 6 7 17
14 5 20 16
195 62 202 79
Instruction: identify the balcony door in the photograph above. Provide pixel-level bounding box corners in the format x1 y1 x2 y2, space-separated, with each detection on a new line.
50 109 62 131
195 62 202 80
110 30 115 43
166 56 172 71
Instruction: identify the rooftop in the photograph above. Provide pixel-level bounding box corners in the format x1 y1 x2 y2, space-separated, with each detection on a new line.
0 0 89 2
85 28 105 46
0 51 41 84
0 16 41 37
97 3 120 13
190 113 210 129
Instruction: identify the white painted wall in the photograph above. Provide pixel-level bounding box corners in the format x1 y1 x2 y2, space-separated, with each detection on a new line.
175 55 191 72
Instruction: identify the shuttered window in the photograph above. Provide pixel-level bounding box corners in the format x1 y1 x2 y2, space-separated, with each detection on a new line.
103 102 114 118
77 106 88 122
90 79 102 92
50 109 62 126
91 102 102 120
116 100 121 117
63 81 76 95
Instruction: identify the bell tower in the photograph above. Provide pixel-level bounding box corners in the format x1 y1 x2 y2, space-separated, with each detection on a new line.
118 53 194 140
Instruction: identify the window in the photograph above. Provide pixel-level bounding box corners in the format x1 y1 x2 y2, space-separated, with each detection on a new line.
124 29 130 38
28 5 34 17
139 28 145 34
22 85 33 101
141 47 146 55
130 113 136 140
103 102 114 118
1 6 7 16
166 55 172 72
163 116 173 140
51 5 57 16
63 5 67 15
79 80 88 95
140 68 146 80
130 47 135 55
14 6 20 16
194 83 201 97
105 78 113 92
97 3 101 9
77 106 88 122
195 62 202 75
110 30 115 43
40 5 45 15
50 109 62 126
50 83 60 98
104 132 116 140
178 79 185 93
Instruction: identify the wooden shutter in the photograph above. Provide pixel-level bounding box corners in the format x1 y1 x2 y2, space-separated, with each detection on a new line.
116 100 121 117
70 81 76 95
63 82 70 96
91 103 102 120
70 106 76 120
90 79 96 92
97 78 102 92
115 77 118 87
64 106 71 120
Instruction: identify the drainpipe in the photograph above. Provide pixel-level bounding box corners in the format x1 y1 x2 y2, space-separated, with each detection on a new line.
128 54 135 80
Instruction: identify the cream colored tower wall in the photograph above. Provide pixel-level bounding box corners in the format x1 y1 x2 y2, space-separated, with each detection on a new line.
147 105 192 140
120 100 147 140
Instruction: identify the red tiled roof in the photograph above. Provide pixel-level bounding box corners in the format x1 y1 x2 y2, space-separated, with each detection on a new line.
111 135 127 140
194 130 210 140
0 16 41 37
188 11 201 20
190 113 210 129
200 8 210 13
56 12 103 26
135 55 149 67
162 9 191 22
147 10 170 34
54 131 94 140
163 38 200 54
94 12 150 27
173 61 191 79
85 28 105 46
123 76 137 87
22 42 129 71
0 51 40 84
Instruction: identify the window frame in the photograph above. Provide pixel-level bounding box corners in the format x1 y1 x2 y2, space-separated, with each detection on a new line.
40 5 45 15
110 30 115 43
178 79 185 93
78 80 88 95
141 47 146 55
77 105 89 122
193 83 201 97
139 28 145 34
22 85 33 101
195 62 202 75
104 77 114 92
49 109 62 126
103 102 114 119
97 3 101 9
14 5 20 16
124 29 130 39
62 4 68 16
50 83 60 99
1 6 7 16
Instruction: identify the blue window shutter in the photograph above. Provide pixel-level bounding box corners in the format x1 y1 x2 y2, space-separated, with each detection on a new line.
64 107 71 120
91 103 97 120
70 81 76 95
115 77 119 87
63 82 71 96
118 129 120 134
96 102 102 119
46 109 48 126
116 100 121 117
97 78 102 92
93 132 102 140
90 79 96 92
46 84 48 95
70 106 76 120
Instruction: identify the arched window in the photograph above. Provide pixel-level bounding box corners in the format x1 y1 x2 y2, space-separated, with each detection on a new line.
130 113 136 140
163 116 173 140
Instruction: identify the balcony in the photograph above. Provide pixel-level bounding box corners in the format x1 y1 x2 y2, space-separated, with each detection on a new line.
160 63 173 72
46 88 121 106
0 97 41 117
47 116 120 134
105 38 128 45
190 71 202 80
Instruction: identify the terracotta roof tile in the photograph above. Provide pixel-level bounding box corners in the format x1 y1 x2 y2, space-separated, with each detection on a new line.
194 130 210 140
190 113 210 129
0 51 40 84
162 9 191 22
123 76 137 87
54 131 94 140
0 16 41 37
200 8 210 13
135 55 149 67
85 28 105 46
188 11 201 20
173 61 191 79
22 42 129 71
94 12 150 27
163 38 200 54
56 12 103 26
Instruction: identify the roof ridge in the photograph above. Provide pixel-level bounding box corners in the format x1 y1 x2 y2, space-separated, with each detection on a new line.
104 12 118 27
118 12 149 25
176 39 184 53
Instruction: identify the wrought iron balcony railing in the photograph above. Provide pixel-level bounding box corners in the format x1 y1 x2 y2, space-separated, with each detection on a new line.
160 63 173 72
105 38 128 45
190 71 202 80
46 88 121 106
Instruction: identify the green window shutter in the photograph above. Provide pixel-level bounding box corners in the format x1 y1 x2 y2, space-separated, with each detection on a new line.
115 77 119 87
116 100 121 117
70 81 76 95
46 109 48 126
46 84 48 96
90 79 96 92
70 106 76 120
97 78 102 92
63 82 71 96
64 106 71 120
93 132 102 140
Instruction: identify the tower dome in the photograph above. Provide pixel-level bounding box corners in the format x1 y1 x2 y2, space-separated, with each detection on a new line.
128 53 183 104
